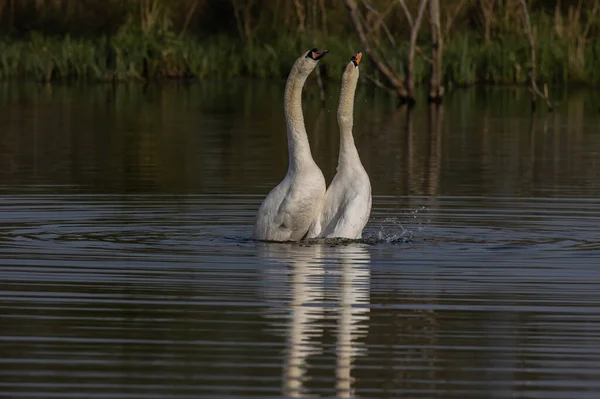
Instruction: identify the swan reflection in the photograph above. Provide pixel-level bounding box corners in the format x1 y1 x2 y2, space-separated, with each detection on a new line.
335 245 370 397
259 242 371 397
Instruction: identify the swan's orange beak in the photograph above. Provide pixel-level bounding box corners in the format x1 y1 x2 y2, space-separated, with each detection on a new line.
355 52 362 65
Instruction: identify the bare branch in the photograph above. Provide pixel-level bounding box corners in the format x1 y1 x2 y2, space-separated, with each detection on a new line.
518 0 552 111
362 0 397 47
582 0 599 39
357 3 397 71
344 0 407 98
231 0 245 40
480 0 497 43
406 0 428 100
416 47 433 64
293 0 305 33
396 0 413 28
318 0 328 35
429 0 444 102
365 74 397 94
443 0 468 40
180 0 199 38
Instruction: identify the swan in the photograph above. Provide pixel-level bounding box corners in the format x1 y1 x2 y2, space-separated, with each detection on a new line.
305 52 371 239
253 48 329 242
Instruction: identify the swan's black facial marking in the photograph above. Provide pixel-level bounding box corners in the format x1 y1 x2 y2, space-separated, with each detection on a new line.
350 52 362 67
306 48 329 61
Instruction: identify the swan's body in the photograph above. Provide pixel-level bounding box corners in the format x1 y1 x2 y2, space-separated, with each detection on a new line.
306 53 371 240
253 49 328 242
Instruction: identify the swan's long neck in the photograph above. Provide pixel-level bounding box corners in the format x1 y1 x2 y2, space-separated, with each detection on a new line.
284 63 313 172
337 69 361 169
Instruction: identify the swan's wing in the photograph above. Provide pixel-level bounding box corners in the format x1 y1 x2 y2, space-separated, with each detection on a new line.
254 180 294 241
274 181 322 240
305 212 322 239
306 174 347 238
326 197 369 238
256 169 326 241
322 181 371 239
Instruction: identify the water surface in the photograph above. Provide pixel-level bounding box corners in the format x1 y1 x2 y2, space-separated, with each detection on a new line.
1 82 600 398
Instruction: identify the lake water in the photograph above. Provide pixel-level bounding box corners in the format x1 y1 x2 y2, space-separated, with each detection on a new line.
1 81 600 398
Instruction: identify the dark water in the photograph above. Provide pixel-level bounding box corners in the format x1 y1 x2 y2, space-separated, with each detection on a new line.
1 81 600 398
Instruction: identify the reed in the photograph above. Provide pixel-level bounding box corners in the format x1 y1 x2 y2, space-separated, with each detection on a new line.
0 0 599 86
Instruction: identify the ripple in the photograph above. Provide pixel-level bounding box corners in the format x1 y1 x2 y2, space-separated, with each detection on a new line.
2 192 600 398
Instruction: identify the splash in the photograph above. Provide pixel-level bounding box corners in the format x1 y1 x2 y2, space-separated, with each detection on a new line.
288 206 430 247
240 206 431 247
363 206 430 244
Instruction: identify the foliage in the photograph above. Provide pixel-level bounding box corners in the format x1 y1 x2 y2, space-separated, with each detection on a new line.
0 0 599 85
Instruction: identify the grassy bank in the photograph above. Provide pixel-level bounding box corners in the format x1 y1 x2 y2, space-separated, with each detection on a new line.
0 30 363 82
1 0 600 86
2 29 600 86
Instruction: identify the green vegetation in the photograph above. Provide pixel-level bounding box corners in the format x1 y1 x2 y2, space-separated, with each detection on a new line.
0 31 362 82
0 0 599 85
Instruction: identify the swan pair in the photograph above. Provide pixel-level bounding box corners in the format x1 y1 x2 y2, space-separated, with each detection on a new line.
253 48 371 242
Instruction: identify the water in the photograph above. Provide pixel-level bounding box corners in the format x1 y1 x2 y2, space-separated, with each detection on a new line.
1 81 600 398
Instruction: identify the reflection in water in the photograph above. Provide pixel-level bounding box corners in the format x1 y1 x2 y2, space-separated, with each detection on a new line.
2 83 600 199
427 104 443 198
283 245 325 398
259 243 370 397
2 83 600 398
335 246 370 398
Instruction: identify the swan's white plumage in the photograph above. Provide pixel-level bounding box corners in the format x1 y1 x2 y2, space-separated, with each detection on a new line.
253 49 327 242
306 53 371 240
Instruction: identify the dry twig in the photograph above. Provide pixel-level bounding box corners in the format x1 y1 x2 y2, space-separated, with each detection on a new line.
518 0 553 111
362 0 397 47
443 0 468 40
396 0 413 28
344 0 408 98
406 0 428 101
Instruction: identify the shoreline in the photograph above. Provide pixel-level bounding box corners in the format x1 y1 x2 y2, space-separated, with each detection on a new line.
0 31 598 89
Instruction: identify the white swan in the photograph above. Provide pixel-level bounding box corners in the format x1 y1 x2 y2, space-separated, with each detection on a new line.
306 52 371 239
252 48 328 241
253 48 328 242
